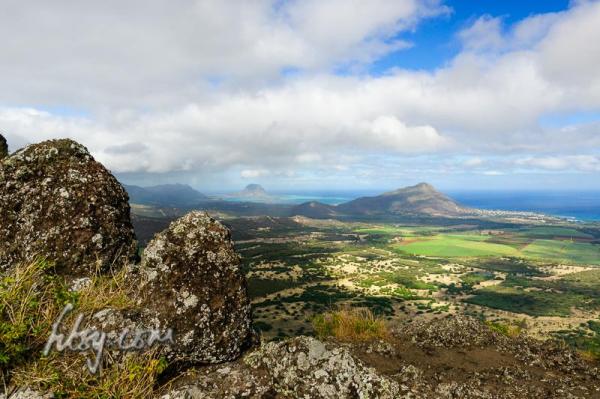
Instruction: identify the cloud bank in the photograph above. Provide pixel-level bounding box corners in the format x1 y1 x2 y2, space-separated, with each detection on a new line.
0 0 599 189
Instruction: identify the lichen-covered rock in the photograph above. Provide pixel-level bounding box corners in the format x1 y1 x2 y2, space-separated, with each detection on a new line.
0 139 137 276
0 133 7 159
244 337 400 399
0 387 53 399
158 336 400 399
403 315 506 349
138 211 252 364
157 362 275 399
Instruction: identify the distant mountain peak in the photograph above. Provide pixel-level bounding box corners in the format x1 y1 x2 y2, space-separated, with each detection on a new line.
414 182 434 190
336 183 465 217
226 183 275 202
385 182 436 195
124 183 207 207
242 184 267 195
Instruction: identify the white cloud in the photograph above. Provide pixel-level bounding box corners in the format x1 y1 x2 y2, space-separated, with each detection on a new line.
516 156 600 172
458 15 505 51
536 1 600 105
0 0 599 185
463 157 484 167
241 169 269 179
0 0 443 109
362 116 448 152
482 170 504 176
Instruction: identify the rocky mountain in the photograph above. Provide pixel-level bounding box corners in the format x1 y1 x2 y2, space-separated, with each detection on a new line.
125 183 207 207
338 182 466 217
239 184 268 197
292 183 468 219
228 183 277 202
290 201 338 219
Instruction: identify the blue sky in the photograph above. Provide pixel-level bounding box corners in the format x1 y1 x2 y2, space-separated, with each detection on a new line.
372 0 571 72
0 0 599 192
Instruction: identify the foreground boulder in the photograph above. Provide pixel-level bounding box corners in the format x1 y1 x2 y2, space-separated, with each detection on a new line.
0 133 7 159
138 211 252 364
0 139 137 276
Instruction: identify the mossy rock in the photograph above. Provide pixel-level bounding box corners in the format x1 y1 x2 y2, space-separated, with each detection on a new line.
0 139 137 276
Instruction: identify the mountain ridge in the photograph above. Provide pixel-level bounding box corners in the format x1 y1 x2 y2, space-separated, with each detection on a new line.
292 183 467 218
125 183 207 207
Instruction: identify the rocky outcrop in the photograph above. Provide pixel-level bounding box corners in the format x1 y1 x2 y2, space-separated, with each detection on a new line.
160 336 400 399
244 337 400 398
0 133 7 159
159 316 600 399
0 139 137 276
137 211 252 364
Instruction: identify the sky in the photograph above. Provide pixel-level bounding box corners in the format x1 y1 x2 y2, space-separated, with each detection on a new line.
1 0 599 192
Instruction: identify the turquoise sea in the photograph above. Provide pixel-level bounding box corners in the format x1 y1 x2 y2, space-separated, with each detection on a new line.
217 190 600 222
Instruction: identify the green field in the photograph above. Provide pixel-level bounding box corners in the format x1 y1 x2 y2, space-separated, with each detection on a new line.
517 226 594 239
395 234 521 257
522 239 600 265
354 225 438 237
394 233 600 265
466 285 583 317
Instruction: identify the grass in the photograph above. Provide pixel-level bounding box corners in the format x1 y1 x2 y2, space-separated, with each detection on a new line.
1 259 169 398
0 259 62 368
470 257 547 276
463 270 600 317
518 227 593 239
485 320 523 338
395 234 521 257
356 270 438 292
466 285 584 317
461 271 495 286
256 284 398 316
554 320 600 361
394 231 600 265
312 308 389 342
521 239 600 265
247 278 303 299
13 351 168 399
354 225 438 237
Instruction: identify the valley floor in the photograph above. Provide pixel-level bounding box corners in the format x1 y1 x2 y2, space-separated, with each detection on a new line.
131 207 600 358
230 217 600 357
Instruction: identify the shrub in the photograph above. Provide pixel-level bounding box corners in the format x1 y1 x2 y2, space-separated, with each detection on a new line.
485 320 522 338
312 307 389 342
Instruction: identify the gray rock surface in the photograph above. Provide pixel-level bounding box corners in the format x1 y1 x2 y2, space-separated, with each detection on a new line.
137 211 252 364
158 316 600 399
0 387 53 399
159 336 400 399
244 336 400 398
0 139 137 276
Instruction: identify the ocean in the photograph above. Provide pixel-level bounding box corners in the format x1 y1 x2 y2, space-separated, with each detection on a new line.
448 191 600 222
277 190 600 222
218 190 600 222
